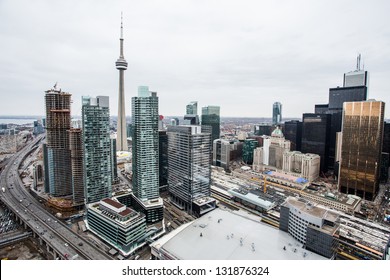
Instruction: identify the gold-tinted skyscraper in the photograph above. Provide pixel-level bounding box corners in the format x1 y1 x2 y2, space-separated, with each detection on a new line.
338 100 385 201
116 14 128 151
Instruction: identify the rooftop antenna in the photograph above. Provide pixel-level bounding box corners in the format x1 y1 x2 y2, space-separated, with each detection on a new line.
356 53 361 71
120 11 123 39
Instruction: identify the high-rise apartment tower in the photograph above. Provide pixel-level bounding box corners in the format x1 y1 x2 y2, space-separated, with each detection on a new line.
131 86 163 223
82 96 112 204
44 85 72 197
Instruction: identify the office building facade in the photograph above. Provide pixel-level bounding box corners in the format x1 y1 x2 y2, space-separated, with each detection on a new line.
111 138 119 184
383 122 390 154
301 113 331 173
242 139 258 164
86 198 146 255
213 139 236 171
159 131 168 190
283 120 302 151
272 102 282 125
254 124 273 136
279 197 338 259
201 106 220 144
167 125 216 216
69 128 84 205
186 101 198 115
338 100 385 200
82 96 112 204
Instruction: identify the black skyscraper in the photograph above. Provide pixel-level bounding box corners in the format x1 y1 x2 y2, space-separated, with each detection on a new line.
283 120 302 151
328 86 367 110
323 86 368 169
383 122 390 154
159 131 168 190
301 114 331 173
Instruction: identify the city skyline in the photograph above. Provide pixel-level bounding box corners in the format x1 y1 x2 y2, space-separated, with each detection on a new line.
0 0 389 118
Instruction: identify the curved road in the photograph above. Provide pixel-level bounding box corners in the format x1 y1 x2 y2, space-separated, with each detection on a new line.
0 135 112 260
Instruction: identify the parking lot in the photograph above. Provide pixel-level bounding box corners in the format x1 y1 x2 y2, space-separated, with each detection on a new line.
0 202 20 234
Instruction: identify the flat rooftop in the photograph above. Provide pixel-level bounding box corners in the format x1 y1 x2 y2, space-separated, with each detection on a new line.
228 188 275 211
284 197 339 223
152 208 326 260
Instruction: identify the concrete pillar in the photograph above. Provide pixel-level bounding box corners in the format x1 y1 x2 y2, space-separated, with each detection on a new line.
39 237 43 246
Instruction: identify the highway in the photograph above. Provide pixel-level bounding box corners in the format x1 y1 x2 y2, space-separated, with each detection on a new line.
0 135 112 260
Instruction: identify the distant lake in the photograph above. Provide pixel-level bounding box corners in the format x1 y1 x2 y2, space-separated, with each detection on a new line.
0 118 37 125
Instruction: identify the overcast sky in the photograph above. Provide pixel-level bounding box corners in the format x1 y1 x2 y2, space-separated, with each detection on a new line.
0 0 389 119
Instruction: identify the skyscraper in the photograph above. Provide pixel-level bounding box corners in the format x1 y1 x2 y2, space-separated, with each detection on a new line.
82 96 112 204
272 102 282 125
186 101 198 115
253 123 273 136
242 139 258 164
184 101 199 125
116 14 128 152
111 139 119 184
159 131 168 190
383 122 390 154
201 106 220 144
343 54 369 88
44 85 72 197
338 100 385 201
327 86 368 168
69 128 84 205
167 125 216 216
131 86 163 223
301 113 331 173
283 120 302 151
311 55 369 170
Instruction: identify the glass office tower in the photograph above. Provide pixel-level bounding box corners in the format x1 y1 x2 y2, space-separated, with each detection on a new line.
273 102 282 125
201 105 220 145
338 100 385 201
301 113 331 173
167 125 215 216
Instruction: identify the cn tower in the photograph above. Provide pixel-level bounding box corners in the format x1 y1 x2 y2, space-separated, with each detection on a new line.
115 13 128 151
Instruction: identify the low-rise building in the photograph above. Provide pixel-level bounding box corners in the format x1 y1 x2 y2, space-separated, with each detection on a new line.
280 197 339 258
150 208 326 260
86 198 146 255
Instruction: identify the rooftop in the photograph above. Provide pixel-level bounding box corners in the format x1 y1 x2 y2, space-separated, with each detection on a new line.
228 188 275 211
284 197 328 219
102 198 123 210
152 208 326 260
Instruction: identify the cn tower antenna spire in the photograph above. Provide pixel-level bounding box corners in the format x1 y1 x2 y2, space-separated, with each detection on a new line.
116 12 128 151
120 11 123 39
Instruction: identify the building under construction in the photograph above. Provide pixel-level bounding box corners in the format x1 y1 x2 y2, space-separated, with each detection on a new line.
44 85 72 197
69 128 84 205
